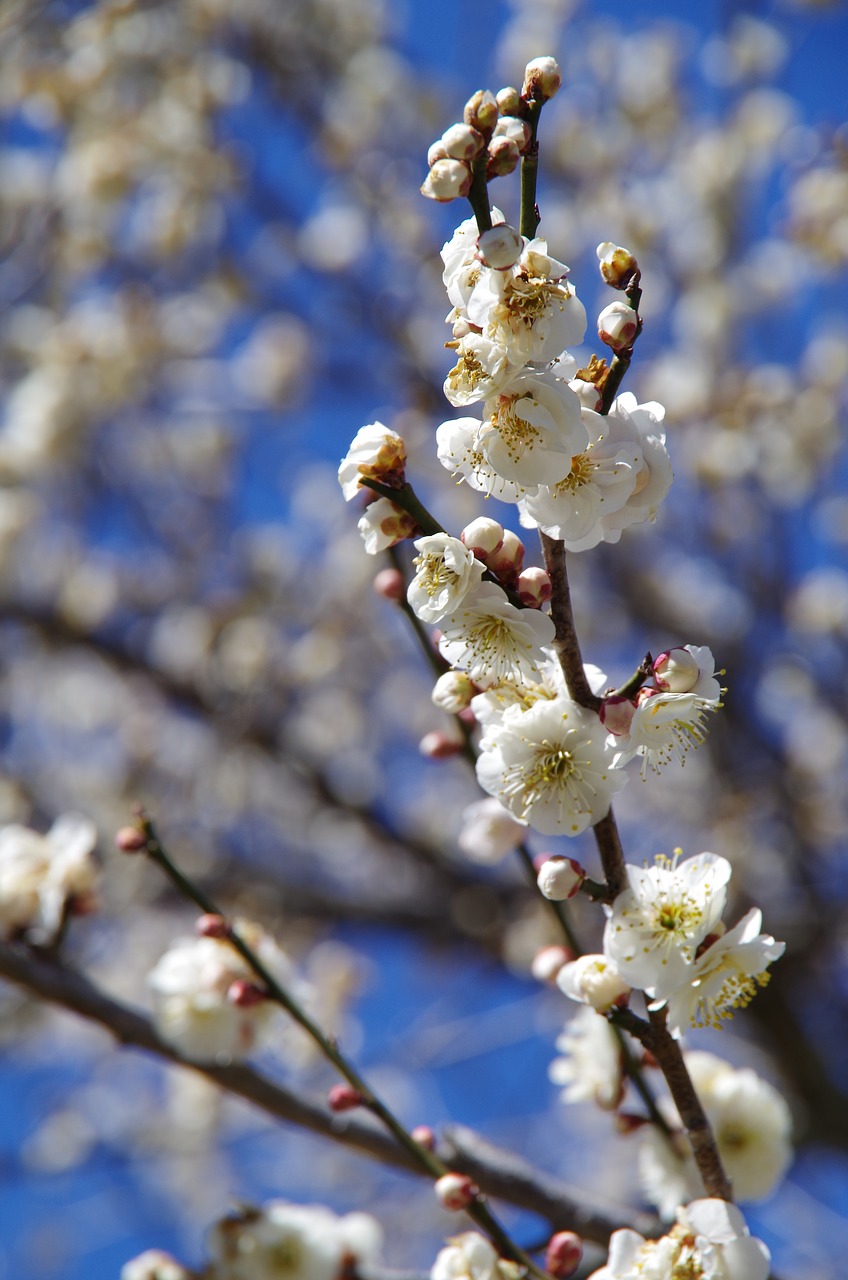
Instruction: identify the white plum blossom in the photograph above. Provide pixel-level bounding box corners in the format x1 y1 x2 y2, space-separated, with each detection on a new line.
444 333 519 407
431 1232 514 1280
587 1199 770 1280
441 209 506 315
612 687 721 776
338 422 406 501
549 1005 628 1109
408 533 486 623
436 416 529 503
208 1201 382 1280
438 583 556 684
583 394 673 544
0 812 98 939
639 1051 793 1216
456 797 525 863
603 853 731 1001
662 908 785 1036
476 695 626 836
476 370 585 489
120 1251 192 1280
557 953 631 1012
357 497 417 555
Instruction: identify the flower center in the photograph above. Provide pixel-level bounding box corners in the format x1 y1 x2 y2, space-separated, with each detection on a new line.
413 551 455 597
554 451 594 493
492 395 542 461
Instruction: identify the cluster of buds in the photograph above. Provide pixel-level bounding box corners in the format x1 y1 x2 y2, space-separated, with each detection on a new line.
596 242 641 354
421 57 562 201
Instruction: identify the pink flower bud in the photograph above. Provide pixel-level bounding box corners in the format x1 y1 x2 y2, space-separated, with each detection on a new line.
196 913 231 939
597 242 639 290
516 566 552 607
653 647 700 693
492 116 531 153
599 695 636 737
496 86 522 116
227 979 266 1008
486 135 520 177
435 1172 478 1211
115 826 147 853
598 300 639 352
463 90 499 134
476 224 523 271
328 1084 365 1112
441 122 485 162
522 56 562 102
372 567 405 602
419 731 464 759
460 516 504 559
421 159 472 203
412 1124 436 1150
531 944 574 983
536 855 586 901
486 529 525 584
545 1232 583 1279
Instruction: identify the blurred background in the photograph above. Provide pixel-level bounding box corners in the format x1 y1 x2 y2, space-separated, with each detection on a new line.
1 0 848 1275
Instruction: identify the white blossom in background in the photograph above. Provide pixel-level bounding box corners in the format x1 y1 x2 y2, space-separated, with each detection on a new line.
476 696 626 835
663 908 785 1037
438 583 556 683
457 797 525 863
337 422 406 501
120 1251 192 1280
556 954 631 1012
549 1005 628 1109
431 1232 516 1280
603 853 731 1001
148 923 304 1063
408 533 486 623
0 812 98 938
587 1199 770 1280
208 1201 382 1280
639 1051 793 1216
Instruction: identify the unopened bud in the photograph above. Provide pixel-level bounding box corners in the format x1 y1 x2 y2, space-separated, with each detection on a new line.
598 300 639 352
516 566 552 607
486 135 520 177
427 140 448 167
476 224 523 271
653 647 700 694
432 670 476 713
522 56 562 102
328 1084 365 1112
421 158 472 203
372 567 405 602
441 122 485 162
196 913 231 939
486 529 525 584
496 86 523 116
536 855 586 901
492 116 532 153
419 731 464 759
412 1124 436 1150
545 1232 583 1279
599 695 636 737
557 954 631 1012
531 944 574 983
463 89 499 134
435 1172 478 1211
597 241 639 290
115 826 147 853
227 979 266 1008
460 516 504 559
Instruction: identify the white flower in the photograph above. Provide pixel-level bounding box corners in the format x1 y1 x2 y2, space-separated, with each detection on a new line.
444 333 519 407
557 954 631 1012
662 908 785 1036
653 645 722 701
120 1251 191 1280
408 533 486 623
477 695 626 836
438 583 556 684
603 853 731 1001
477 371 585 489
441 209 506 315
436 416 529 503
148 923 299 1063
432 1232 513 1280
589 394 673 544
356 497 417 555
613 687 720 776
338 422 406 501
457 797 525 863
587 1199 770 1280
639 1051 793 1216
208 1201 382 1280
549 1005 628 1109
0 812 98 938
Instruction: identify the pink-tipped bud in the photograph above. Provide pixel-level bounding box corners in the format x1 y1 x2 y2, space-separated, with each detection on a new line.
463 89 499 134
597 242 639 290
531 944 574 984
598 300 639 352
522 56 562 102
196 913 231 939
412 1124 436 1150
492 116 532 153
486 529 525 584
441 122 485 162
435 1172 478 1211
115 826 147 853
460 516 504 559
419 731 464 759
486 135 520 178
372 567 405 602
432 670 476 714
476 224 523 271
516 566 552 607
545 1232 583 1279
328 1084 365 1112
536 855 586 901
599 695 636 737
496 86 523 116
653 647 700 694
227 980 266 1008
421 158 472 203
